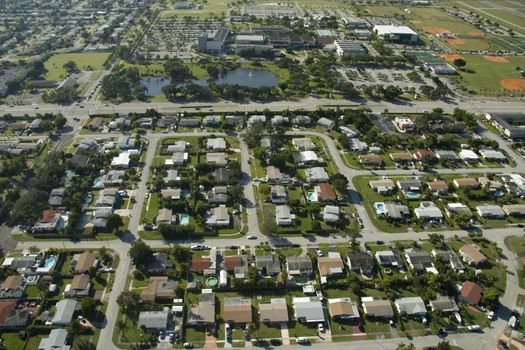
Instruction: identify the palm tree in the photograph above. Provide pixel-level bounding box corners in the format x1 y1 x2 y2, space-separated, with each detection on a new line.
116 319 128 341
128 343 143 350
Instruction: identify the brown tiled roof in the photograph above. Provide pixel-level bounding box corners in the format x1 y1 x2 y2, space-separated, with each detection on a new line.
460 244 487 264
39 210 57 223
71 274 89 290
1 276 23 290
259 302 288 323
317 256 344 277
191 258 212 271
75 252 96 272
428 181 449 190
0 300 16 325
460 281 483 305
223 304 252 323
224 256 243 271
328 300 355 317
318 183 336 200
454 178 479 187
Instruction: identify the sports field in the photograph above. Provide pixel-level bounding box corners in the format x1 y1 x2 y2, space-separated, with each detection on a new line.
44 52 111 80
450 54 525 95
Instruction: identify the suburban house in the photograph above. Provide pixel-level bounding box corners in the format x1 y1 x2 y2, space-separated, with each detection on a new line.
207 138 227 151
318 252 345 283
191 258 214 275
223 298 253 324
445 203 473 218
369 179 396 195
64 274 91 298
255 254 281 276
48 187 66 206
248 115 266 127
72 252 98 274
431 248 465 272
503 204 525 217
478 177 504 192
429 295 459 313
223 255 249 278
459 281 483 305
315 183 337 202
375 250 404 270
414 202 443 223
156 208 175 225
271 185 288 204
259 298 289 324
453 177 479 189
138 310 171 332
476 205 506 219
393 116 415 132
178 118 200 127
435 150 458 161
140 277 178 303
384 202 410 221
414 149 435 162
206 153 228 166
459 150 480 162
323 205 341 223
359 154 382 167
500 174 525 196
479 149 506 162
0 275 26 299
293 297 325 323
459 244 487 266
292 138 316 151
271 115 289 125
33 210 62 232
395 297 427 317
294 150 321 164
186 292 216 326
169 152 189 166
348 139 368 152
317 117 335 130
0 300 29 329
203 115 222 126
208 186 228 204
389 152 413 163
327 298 361 323
346 253 375 278
164 169 180 183
96 188 118 207
397 178 422 197
146 253 174 274
361 298 394 320
293 115 312 126
214 168 229 183
225 115 244 127
427 180 449 195
161 187 181 200
305 167 329 183
266 166 291 185
286 255 314 279
206 205 230 226
38 328 70 350
275 205 293 226
103 170 126 186
404 248 436 273
167 141 186 153
52 299 78 326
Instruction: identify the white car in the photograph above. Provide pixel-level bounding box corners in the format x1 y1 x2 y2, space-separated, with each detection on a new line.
191 245 211 251
317 323 325 333
487 311 496 320
315 249 323 257
247 234 257 240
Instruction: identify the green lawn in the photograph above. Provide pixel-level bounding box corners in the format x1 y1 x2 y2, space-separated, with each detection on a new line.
44 52 111 80
140 192 159 224
450 54 525 96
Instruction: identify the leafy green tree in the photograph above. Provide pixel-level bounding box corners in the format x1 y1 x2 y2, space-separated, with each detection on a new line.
63 60 79 74
106 214 124 231
172 245 192 263
117 291 140 316
128 240 153 266
80 297 99 319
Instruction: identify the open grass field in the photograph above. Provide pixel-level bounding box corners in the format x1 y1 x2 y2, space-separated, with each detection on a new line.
161 0 232 18
451 54 525 95
354 5 406 17
44 52 110 80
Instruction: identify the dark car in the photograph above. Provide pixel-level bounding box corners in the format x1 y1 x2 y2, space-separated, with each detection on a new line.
270 339 282 346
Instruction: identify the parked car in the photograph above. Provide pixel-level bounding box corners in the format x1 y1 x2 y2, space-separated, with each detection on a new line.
247 234 257 240
315 249 323 257
488 311 496 320
467 325 481 332
317 323 325 333
191 245 211 250
296 337 309 344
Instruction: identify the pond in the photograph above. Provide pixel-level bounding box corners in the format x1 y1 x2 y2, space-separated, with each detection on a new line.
215 68 278 88
142 68 279 96
142 77 171 96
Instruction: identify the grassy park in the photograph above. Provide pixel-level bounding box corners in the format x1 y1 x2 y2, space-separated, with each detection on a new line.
44 52 110 80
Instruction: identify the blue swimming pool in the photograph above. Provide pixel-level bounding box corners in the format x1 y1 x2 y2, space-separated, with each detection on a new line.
179 214 189 225
405 192 419 199
44 257 56 269
374 202 386 215
494 191 505 197
306 192 318 202
93 178 103 188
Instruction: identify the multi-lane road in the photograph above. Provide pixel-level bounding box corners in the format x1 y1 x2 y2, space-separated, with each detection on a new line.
6 95 525 349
